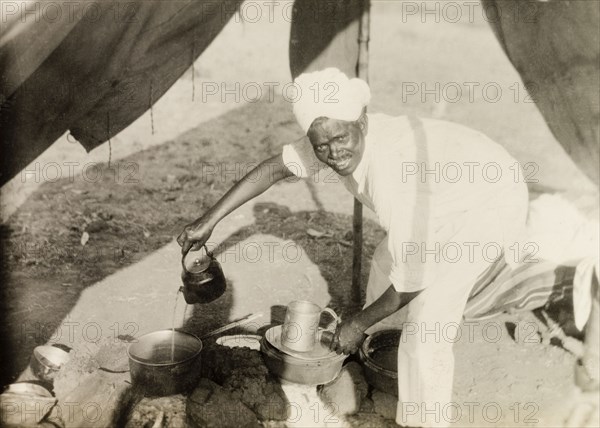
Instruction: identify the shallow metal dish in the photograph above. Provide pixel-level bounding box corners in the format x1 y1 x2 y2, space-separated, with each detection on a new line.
4 381 54 398
216 334 262 350
1 382 56 426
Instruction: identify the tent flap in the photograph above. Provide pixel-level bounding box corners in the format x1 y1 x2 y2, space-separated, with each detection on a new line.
0 0 243 185
484 0 600 186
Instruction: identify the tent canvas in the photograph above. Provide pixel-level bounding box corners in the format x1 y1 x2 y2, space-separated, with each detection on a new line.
1 0 598 186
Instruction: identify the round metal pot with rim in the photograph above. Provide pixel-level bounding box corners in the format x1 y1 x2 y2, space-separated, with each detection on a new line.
260 337 346 385
358 329 401 396
30 345 70 384
127 330 202 396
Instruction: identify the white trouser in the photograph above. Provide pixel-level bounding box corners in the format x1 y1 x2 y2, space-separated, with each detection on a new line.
364 208 518 428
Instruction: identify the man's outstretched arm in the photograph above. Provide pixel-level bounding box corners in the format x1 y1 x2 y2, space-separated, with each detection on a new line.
178 153 294 253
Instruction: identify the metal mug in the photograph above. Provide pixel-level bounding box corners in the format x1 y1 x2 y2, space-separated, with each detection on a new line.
281 301 339 352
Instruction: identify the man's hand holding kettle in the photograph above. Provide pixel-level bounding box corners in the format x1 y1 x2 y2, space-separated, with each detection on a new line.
177 217 214 255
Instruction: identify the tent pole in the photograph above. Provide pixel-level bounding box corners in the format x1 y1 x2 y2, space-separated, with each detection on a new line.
352 0 370 308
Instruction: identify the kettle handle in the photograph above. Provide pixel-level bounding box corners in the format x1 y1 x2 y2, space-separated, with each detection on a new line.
181 244 213 274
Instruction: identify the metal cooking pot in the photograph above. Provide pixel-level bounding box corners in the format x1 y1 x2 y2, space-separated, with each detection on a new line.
30 345 70 384
181 245 226 304
127 330 202 396
358 329 401 396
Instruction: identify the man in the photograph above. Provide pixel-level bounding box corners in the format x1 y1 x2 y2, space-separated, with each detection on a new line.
178 68 529 427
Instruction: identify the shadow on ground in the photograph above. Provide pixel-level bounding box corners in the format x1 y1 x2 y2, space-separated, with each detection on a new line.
0 97 384 387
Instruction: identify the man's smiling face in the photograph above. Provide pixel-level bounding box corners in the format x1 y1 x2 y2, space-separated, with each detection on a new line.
307 112 368 176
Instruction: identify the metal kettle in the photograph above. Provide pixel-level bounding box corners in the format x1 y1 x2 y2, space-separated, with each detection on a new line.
181 245 226 304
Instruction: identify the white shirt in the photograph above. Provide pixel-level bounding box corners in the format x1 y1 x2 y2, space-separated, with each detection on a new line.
282 113 528 292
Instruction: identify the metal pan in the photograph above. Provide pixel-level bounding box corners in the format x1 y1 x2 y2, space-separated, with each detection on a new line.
358 329 401 396
260 337 346 385
127 330 202 396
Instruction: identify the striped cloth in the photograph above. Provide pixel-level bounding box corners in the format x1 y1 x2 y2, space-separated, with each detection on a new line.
463 254 576 321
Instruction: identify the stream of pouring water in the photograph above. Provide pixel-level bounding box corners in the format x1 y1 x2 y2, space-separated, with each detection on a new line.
171 289 181 362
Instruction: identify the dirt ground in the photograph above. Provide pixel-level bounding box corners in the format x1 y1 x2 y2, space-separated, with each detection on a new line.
1 1 598 427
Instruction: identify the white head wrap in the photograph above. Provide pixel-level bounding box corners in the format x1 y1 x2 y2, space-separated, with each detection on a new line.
292 67 371 134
